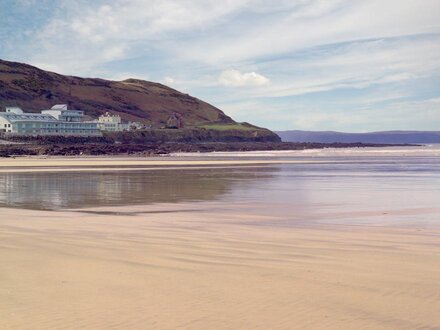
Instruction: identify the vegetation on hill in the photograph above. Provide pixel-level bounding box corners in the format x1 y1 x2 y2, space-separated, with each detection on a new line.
0 58 284 143
0 59 233 127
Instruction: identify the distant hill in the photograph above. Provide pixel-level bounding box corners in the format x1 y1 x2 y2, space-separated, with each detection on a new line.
0 59 233 127
276 130 440 144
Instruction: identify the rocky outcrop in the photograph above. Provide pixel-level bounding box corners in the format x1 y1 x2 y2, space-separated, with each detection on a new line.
107 127 281 143
0 140 417 157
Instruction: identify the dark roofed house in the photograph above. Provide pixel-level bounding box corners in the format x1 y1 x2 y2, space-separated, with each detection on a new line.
166 112 184 129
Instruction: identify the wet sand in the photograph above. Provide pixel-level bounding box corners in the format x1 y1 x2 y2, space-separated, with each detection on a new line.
0 156 331 174
1 154 439 329
0 156 304 167
1 204 440 329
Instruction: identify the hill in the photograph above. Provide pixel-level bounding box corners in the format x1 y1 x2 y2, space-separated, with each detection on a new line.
0 59 233 126
276 130 440 144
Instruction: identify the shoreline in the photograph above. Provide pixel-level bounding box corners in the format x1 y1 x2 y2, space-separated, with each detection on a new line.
0 146 435 172
0 140 420 157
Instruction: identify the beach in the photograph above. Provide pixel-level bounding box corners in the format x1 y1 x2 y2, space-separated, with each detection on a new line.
1 149 440 329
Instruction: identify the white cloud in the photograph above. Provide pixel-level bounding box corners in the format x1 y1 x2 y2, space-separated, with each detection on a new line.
106 72 150 81
175 0 440 65
290 112 366 131
3 0 440 131
217 100 362 130
163 76 175 85
28 0 251 74
218 69 269 87
219 36 440 99
219 96 440 131
21 0 440 80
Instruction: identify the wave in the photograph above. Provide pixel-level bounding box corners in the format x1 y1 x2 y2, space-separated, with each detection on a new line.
171 145 440 158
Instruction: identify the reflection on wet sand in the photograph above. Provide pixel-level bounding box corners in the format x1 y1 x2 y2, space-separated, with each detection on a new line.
1 151 440 329
0 168 277 210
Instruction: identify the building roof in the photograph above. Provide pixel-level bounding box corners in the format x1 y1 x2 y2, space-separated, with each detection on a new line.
0 112 58 123
42 109 84 116
51 104 68 110
6 107 24 113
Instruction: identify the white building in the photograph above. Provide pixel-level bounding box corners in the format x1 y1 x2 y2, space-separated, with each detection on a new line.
0 105 101 136
41 104 85 122
97 112 130 132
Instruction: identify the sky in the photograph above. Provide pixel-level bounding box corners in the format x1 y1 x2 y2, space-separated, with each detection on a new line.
1 0 440 132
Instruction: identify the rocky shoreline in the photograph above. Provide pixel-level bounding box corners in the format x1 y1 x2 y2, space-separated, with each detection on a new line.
0 141 419 157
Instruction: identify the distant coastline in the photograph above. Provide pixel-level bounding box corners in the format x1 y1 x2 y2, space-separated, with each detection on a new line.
276 130 440 144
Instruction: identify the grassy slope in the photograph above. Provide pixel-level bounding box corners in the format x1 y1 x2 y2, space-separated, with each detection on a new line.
0 59 233 126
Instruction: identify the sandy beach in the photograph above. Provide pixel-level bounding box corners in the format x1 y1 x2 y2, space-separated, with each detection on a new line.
1 205 440 329
0 156 332 174
1 154 440 329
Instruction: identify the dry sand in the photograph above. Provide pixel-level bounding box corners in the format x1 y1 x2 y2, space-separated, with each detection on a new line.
1 202 440 329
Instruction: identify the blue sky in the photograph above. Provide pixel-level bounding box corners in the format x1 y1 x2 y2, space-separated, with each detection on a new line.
1 0 439 131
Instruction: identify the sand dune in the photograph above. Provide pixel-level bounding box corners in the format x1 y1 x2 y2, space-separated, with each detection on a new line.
1 204 439 329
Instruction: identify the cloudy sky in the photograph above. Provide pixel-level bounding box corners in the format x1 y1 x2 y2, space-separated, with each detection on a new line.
1 0 439 131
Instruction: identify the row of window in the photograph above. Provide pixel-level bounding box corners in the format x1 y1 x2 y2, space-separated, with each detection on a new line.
6 115 55 121
14 129 99 134
14 123 97 129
